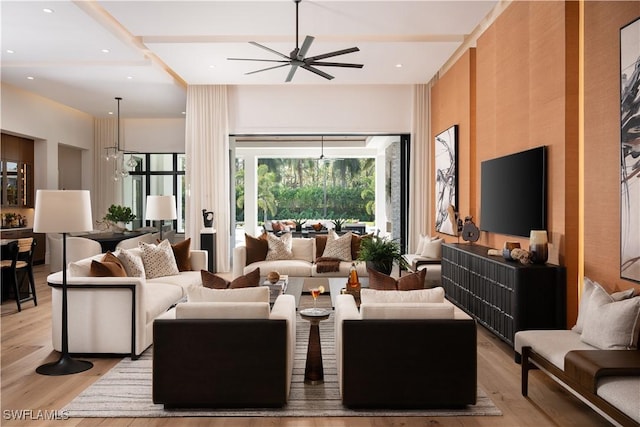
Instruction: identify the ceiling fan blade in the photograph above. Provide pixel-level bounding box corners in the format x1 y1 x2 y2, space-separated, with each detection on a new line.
302 64 334 80
248 41 290 60
286 64 299 82
245 63 291 76
307 47 360 62
298 35 315 59
228 58 290 63
307 61 364 68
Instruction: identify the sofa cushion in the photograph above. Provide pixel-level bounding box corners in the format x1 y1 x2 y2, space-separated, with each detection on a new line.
291 237 314 263
368 267 426 291
171 238 192 272
147 271 202 295
175 302 270 319
514 330 595 370
245 259 313 277
581 291 640 350
187 284 270 303
145 283 184 323
245 233 268 265
322 230 353 261
360 302 454 319
265 232 294 261
140 240 180 279
201 268 261 289
361 287 445 304
117 248 146 278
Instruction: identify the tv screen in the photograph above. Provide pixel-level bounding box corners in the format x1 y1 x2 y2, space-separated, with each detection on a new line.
480 146 546 237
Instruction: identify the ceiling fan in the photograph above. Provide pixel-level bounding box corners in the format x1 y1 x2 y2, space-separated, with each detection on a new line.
227 0 363 82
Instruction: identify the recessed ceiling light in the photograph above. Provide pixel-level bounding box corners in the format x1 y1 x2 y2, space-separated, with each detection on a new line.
6 49 15 54
27 76 35 80
108 111 114 115
127 76 133 80
209 65 216 69
395 63 403 68
181 111 186 115
42 8 54 13
101 49 110 54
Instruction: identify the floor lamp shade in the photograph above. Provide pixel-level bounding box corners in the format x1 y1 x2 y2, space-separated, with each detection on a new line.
33 190 93 233
145 195 177 221
33 190 94 375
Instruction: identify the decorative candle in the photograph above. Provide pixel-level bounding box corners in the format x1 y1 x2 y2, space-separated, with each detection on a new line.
529 230 548 264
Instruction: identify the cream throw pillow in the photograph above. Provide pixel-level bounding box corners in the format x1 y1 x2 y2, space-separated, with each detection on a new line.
581 290 640 350
420 238 443 259
572 277 636 333
322 230 353 261
265 232 294 261
140 240 179 279
117 248 146 278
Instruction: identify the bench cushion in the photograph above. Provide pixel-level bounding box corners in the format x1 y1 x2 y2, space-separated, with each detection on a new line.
515 330 595 370
597 376 640 424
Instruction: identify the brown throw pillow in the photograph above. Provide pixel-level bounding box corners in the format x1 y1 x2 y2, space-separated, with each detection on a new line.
367 267 426 291
315 235 328 259
229 267 261 289
367 267 398 290
90 252 127 277
201 270 229 289
245 233 268 265
171 238 192 271
397 269 427 291
201 268 261 289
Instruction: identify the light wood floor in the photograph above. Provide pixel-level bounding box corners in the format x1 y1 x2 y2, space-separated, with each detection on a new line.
0 264 611 427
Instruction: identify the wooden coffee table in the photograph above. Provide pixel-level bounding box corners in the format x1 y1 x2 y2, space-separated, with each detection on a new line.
299 308 331 385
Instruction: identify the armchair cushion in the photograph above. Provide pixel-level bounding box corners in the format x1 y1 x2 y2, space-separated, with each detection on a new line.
187 284 270 303
360 302 454 319
175 302 270 319
361 287 445 304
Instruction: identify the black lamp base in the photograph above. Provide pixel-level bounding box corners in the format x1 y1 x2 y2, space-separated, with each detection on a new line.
36 354 93 376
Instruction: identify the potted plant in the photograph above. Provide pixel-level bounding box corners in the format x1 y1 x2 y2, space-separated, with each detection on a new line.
293 217 307 232
102 204 136 232
332 217 346 232
356 232 408 275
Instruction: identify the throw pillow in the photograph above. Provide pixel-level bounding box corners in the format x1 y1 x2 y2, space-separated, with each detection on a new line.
265 232 294 261
581 290 640 350
415 234 429 255
117 248 146 278
368 267 427 291
89 252 127 277
245 232 268 265
571 278 635 333
140 240 180 279
322 230 353 261
350 233 365 261
202 268 261 289
171 238 192 271
361 287 445 304
186 284 270 303
201 270 229 289
315 235 328 259
420 238 443 259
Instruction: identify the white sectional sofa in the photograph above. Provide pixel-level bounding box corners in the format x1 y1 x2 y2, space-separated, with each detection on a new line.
233 235 368 279
46 247 207 358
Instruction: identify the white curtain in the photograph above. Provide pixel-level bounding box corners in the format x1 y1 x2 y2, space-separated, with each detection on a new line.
408 83 432 252
94 118 122 227
185 85 230 272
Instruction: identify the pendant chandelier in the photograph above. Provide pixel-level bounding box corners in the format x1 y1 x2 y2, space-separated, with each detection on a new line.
104 97 137 181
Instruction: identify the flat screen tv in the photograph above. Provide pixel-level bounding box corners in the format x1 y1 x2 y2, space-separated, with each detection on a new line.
480 146 546 237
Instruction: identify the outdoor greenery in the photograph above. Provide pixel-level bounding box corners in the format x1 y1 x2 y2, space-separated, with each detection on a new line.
235 158 376 223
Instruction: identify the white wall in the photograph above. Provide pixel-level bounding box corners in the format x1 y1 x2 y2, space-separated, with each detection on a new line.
229 85 413 134
123 118 185 152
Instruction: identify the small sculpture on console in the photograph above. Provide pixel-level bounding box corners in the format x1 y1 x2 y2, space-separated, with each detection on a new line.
202 209 214 228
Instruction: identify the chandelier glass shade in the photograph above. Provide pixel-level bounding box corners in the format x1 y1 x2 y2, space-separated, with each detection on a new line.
104 97 137 181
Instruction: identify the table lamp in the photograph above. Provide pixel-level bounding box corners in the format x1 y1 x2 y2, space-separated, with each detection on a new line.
33 190 94 375
145 195 177 241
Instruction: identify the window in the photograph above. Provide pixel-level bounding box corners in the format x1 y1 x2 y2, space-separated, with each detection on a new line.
122 153 185 233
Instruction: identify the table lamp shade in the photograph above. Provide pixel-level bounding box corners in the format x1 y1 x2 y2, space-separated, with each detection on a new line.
145 195 177 220
33 190 93 233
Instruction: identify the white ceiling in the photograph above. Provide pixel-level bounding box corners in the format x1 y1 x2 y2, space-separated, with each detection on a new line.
1 0 497 119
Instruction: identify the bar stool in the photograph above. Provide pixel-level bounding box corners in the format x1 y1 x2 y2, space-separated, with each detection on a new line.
0 238 37 311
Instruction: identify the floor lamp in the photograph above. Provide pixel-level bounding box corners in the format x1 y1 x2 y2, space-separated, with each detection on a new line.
145 195 177 241
34 190 94 375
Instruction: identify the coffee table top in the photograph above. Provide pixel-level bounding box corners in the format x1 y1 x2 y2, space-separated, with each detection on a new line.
328 277 369 308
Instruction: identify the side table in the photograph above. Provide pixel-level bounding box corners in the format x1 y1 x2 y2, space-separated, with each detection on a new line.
299 308 330 385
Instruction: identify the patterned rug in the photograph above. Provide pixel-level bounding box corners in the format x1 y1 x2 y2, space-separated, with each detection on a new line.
64 313 502 418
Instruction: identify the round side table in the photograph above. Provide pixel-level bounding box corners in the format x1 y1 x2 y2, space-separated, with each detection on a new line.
299 308 331 385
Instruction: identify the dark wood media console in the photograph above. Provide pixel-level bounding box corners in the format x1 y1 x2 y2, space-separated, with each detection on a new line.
441 243 566 346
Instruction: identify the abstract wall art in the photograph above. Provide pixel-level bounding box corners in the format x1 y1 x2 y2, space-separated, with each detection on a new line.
434 124 458 235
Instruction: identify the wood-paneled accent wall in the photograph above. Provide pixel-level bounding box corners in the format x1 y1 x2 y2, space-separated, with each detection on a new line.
584 2 640 294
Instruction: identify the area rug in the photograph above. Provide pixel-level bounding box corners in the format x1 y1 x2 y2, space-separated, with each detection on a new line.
64 313 502 418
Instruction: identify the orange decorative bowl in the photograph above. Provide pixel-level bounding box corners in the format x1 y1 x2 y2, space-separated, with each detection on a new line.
267 271 280 284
